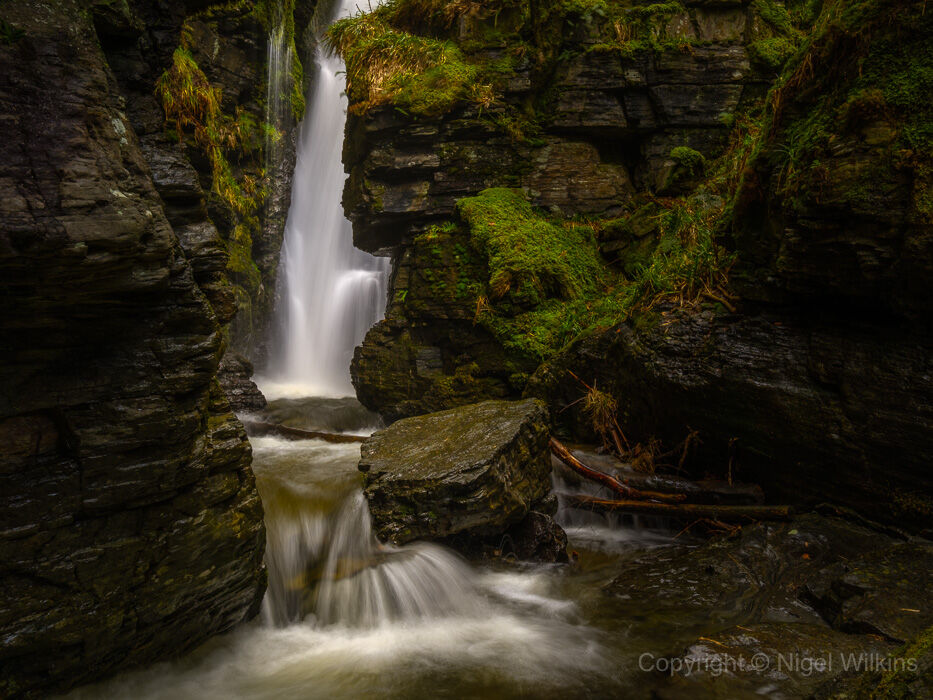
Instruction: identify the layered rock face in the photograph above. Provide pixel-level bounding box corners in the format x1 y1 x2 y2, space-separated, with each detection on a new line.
530 0 933 531
348 0 772 420
98 0 306 363
359 399 556 550
344 0 932 531
0 0 269 695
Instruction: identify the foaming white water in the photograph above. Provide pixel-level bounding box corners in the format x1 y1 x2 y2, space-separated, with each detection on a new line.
68 609 609 700
268 0 388 397
69 479 612 700
263 489 482 628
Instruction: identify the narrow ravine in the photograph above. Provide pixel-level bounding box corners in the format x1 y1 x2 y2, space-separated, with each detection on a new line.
56 3 632 695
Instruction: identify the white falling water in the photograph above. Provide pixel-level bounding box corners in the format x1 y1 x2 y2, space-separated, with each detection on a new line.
267 0 388 399
262 486 482 628
264 23 291 180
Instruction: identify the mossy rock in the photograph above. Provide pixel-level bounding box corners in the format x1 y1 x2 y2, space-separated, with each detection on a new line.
359 399 551 544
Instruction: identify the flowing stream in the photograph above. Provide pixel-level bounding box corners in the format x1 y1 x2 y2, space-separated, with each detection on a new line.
70 430 686 699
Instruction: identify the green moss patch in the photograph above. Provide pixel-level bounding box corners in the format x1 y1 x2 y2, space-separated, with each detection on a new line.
450 189 733 364
456 188 604 306
749 36 797 71
747 0 932 218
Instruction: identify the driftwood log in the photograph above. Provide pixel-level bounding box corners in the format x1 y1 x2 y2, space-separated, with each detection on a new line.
243 420 367 444
567 495 794 523
553 449 764 505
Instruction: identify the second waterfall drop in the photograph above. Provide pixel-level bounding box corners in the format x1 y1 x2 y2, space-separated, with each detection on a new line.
272 0 388 398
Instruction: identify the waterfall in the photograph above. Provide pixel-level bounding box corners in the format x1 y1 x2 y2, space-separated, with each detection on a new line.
264 23 291 183
266 0 388 398
262 484 482 628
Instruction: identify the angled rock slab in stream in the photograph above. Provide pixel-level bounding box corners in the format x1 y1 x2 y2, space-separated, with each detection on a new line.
358 399 553 547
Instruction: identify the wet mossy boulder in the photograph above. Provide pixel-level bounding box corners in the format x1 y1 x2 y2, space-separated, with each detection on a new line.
358 399 554 547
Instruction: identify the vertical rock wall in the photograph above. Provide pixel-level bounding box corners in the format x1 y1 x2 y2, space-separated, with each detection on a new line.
0 0 268 695
346 0 773 420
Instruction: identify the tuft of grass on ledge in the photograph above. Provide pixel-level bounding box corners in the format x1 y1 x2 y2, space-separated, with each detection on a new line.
326 9 496 117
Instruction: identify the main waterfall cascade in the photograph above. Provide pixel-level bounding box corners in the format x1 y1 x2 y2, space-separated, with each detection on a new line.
265 0 388 399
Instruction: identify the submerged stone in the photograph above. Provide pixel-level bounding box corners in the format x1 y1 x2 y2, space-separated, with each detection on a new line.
803 542 933 643
358 399 555 548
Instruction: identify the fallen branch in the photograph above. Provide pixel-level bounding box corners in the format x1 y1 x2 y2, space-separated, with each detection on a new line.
243 420 366 444
558 449 764 505
567 495 793 522
549 438 686 503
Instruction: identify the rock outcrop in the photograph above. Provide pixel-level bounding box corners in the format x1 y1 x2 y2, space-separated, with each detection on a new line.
98 0 307 366
0 0 271 695
529 0 933 531
342 0 932 532
348 0 776 420
528 306 933 532
218 353 268 413
358 399 559 555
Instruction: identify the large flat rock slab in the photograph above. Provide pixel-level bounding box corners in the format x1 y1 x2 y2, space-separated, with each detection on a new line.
359 399 551 544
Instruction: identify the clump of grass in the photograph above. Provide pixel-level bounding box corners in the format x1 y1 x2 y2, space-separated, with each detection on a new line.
156 46 267 216
157 47 222 148
583 384 618 437
620 197 735 314
327 8 495 116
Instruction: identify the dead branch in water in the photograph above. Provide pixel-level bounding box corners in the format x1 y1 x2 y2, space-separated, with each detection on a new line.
549 438 686 503
243 420 367 444
567 495 793 523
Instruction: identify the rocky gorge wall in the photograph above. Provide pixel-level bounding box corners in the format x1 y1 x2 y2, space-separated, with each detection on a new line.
346 0 781 418
0 0 304 694
341 0 933 530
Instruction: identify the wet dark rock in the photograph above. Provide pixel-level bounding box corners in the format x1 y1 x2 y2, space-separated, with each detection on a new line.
260 396 383 434
0 0 266 695
656 623 894 699
218 353 267 413
358 400 554 548
502 510 569 563
603 512 933 689
528 309 933 533
604 515 895 630
803 542 933 643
